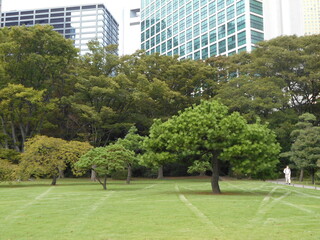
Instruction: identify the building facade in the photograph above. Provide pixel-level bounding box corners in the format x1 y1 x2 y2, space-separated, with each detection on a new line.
303 0 320 35
140 0 263 60
1 4 119 55
119 0 141 55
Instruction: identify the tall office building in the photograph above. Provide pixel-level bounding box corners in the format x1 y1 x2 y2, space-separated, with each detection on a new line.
1 4 119 55
140 0 263 60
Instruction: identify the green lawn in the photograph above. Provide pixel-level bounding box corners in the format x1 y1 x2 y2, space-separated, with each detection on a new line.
1 178 319 240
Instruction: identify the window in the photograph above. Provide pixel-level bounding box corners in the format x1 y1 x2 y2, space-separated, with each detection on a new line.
237 31 246 46
218 25 225 39
218 39 226 54
194 51 201 60
156 34 160 44
250 0 263 15
209 1 216 15
167 39 173 50
201 0 207 6
227 5 235 20
237 0 245 15
193 0 200 11
228 35 236 50
179 6 185 18
210 29 217 43
180 31 186 43
193 10 200 24
186 15 192 28
209 15 216 29
218 11 225 25
174 47 179 55
217 0 225 10
250 14 263 31
186 41 193 53
194 37 200 50
227 20 235 35
210 44 217 56
226 0 234 6
179 19 185 31
201 20 208 33
161 42 166 53
251 30 264 44
186 2 192 15
180 44 186 55
194 23 200 37
161 30 166 41
202 47 208 59
237 15 245 30
201 33 208 47
201 6 207 20
186 28 192 40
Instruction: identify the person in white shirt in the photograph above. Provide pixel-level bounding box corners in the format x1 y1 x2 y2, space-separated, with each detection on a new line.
283 166 291 184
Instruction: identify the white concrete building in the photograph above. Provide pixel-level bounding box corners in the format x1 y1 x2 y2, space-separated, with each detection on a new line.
119 0 141 55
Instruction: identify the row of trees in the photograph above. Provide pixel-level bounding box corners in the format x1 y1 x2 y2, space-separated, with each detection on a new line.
0 25 319 191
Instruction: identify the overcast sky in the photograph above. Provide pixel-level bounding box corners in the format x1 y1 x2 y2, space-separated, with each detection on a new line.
2 0 126 22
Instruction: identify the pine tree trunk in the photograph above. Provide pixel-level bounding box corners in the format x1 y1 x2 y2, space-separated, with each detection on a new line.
299 169 304 182
211 154 221 194
103 176 107 190
157 165 164 179
91 166 97 181
126 165 132 184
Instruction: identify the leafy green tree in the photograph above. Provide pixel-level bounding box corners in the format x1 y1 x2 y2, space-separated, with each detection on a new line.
283 113 320 183
116 126 145 184
141 119 178 179
238 35 320 115
0 25 77 98
0 84 56 152
144 100 280 194
20 135 91 185
75 144 135 190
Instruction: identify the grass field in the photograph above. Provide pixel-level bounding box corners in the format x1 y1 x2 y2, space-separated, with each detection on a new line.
1 178 319 240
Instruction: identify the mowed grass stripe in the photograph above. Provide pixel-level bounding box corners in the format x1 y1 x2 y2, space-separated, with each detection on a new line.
1 178 320 240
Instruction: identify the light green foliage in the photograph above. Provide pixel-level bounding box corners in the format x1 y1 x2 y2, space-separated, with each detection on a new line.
20 135 91 185
144 100 280 193
75 144 135 189
116 126 145 183
0 159 18 182
0 84 56 152
187 160 212 175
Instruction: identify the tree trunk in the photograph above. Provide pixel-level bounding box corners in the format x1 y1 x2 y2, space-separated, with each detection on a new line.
58 169 65 178
299 169 304 182
157 165 164 179
126 165 132 184
91 165 97 181
0 116 9 149
199 171 206 176
311 169 315 184
211 154 221 194
96 175 107 190
51 175 57 185
103 175 107 190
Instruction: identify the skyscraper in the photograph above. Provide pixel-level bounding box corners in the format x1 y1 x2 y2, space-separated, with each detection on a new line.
140 0 263 60
1 3 119 55
303 0 320 35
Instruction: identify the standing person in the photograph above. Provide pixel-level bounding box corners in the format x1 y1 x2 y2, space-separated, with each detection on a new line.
283 166 291 184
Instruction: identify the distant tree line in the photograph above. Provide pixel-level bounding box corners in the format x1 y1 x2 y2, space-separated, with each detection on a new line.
0 25 319 192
